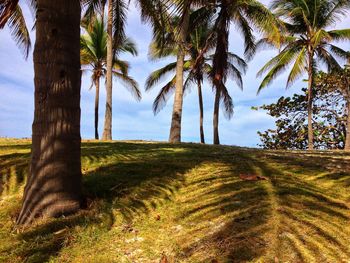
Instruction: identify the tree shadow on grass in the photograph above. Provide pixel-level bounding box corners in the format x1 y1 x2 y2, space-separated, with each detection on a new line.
4 142 213 262
0 152 30 197
2 142 350 262
179 150 350 262
254 155 350 262
177 153 274 262
263 150 350 173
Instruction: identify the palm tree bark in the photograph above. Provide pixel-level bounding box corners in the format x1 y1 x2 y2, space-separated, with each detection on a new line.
102 0 113 140
307 49 314 150
345 99 350 150
17 0 82 226
94 77 100 140
197 78 205 143
213 88 220 145
168 7 190 143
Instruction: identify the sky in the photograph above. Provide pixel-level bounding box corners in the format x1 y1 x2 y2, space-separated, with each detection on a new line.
0 1 349 147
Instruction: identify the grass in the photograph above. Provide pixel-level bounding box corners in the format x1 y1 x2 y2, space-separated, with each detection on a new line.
0 138 350 262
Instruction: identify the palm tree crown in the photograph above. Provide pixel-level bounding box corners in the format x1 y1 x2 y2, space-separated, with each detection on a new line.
81 17 141 139
257 0 350 150
258 0 350 91
81 17 141 100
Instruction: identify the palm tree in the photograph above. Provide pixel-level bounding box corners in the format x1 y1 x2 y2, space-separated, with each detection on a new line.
82 0 168 140
168 3 191 143
207 0 280 144
0 0 32 57
82 0 128 140
14 0 82 226
80 17 140 140
211 53 247 145
146 23 215 144
148 3 218 143
165 1 221 144
257 0 350 150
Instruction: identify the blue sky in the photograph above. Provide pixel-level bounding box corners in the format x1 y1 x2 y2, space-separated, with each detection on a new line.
0 0 349 147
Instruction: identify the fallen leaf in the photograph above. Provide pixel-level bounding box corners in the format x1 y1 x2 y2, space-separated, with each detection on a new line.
160 254 168 263
239 174 268 181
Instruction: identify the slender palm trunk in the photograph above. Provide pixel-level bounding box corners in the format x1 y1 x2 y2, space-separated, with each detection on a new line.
345 99 350 150
168 7 190 143
307 49 314 150
102 0 113 140
94 77 100 140
212 2 229 146
213 88 220 145
197 78 205 143
17 0 82 226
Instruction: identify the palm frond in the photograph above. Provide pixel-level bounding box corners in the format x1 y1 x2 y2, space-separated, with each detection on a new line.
113 59 129 75
220 84 234 120
152 76 176 114
316 46 342 72
241 0 282 45
227 52 247 74
227 62 244 90
311 29 331 48
81 0 106 25
0 0 18 28
286 46 307 88
113 0 128 46
258 46 302 93
7 5 31 58
322 0 350 28
113 71 141 101
115 37 138 56
328 29 350 41
327 44 350 61
145 62 178 91
234 11 255 58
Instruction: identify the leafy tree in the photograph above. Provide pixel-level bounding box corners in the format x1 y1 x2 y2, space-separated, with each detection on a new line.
81 17 140 140
257 0 350 150
315 65 350 150
0 0 32 57
256 83 348 150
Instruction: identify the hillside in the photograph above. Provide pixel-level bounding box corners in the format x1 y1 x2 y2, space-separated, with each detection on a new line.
0 139 350 262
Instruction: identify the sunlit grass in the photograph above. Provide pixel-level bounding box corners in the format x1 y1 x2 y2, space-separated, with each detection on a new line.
0 139 349 262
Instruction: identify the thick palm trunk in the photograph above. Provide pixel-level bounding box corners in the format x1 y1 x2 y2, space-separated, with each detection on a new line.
168 7 190 143
345 100 350 150
197 79 205 143
102 0 113 140
213 88 220 145
94 77 100 140
307 50 314 150
17 0 82 226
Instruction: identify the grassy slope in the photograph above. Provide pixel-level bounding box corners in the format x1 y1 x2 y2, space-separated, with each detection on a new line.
0 139 349 263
